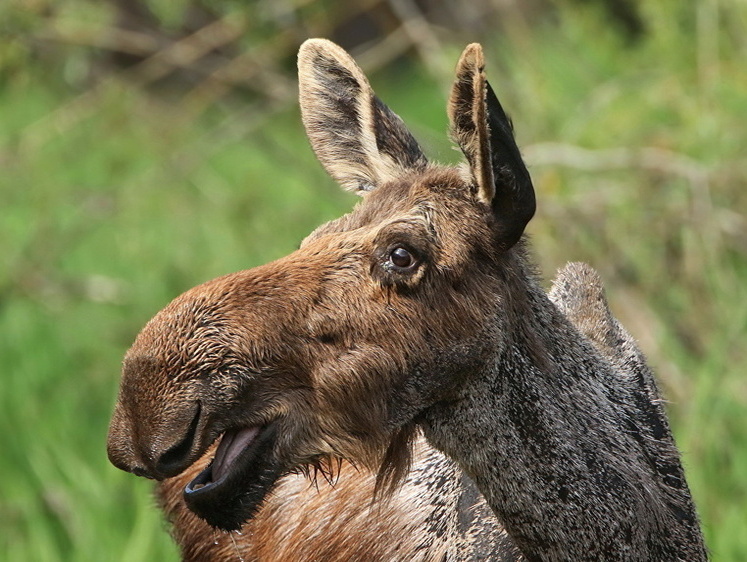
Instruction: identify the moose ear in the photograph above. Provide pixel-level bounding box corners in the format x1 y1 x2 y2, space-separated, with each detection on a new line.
298 39 427 193
448 43 536 249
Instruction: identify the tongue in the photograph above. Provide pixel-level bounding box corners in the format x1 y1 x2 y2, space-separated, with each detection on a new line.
212 427 261 482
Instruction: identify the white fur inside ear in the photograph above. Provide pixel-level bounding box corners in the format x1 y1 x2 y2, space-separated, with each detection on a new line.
449 43 495 205
298 39 425 192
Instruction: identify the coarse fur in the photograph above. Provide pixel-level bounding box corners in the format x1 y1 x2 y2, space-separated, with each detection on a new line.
157 435 518 561
153 263 673 562
108 39 707 560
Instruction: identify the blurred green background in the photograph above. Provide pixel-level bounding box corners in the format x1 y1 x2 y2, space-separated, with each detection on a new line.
1 0 745 559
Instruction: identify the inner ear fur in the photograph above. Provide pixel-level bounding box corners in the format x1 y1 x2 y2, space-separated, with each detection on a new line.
298 39 427 193
448 44 494 203
448 43 536 250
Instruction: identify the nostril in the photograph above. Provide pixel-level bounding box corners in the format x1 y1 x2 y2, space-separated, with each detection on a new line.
131 466 155 479
155 402 202 478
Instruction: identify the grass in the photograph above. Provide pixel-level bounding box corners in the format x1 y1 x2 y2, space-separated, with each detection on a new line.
1 1 745 559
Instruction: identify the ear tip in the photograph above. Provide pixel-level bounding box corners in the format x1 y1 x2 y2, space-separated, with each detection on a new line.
299 38 334 54
297 38 365 82
298 38 333 66
464 43 484 55
298 38 355 64
458 43 485 69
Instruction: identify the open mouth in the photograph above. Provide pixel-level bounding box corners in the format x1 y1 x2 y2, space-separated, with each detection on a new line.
184 422 284 531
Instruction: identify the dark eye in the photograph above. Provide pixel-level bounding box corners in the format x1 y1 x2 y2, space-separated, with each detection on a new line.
389 246 417 269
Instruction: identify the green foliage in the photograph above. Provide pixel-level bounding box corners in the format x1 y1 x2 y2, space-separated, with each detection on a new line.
1 0 745 559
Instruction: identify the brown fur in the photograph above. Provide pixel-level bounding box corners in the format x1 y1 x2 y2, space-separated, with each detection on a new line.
157 437 520 561
108 40 706 560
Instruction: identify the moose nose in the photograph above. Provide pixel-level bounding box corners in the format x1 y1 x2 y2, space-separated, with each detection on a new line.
131 465 155 479
107 401 203 480
107 408 147 476
137 401 203 479
107 436 190 480
106 440 145 476
150 419 200 478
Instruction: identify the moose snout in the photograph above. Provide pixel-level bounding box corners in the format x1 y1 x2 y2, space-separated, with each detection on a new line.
107 400 204 481
106 409 152 478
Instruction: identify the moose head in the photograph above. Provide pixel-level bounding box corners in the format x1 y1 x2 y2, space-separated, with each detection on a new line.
107 39 535 531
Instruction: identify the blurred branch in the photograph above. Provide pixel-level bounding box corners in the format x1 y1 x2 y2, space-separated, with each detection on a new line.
352 25 413 72
34 12 246 82
35 22 163 58
385 0 445 75
125 13 246 84
20 13 247 154
181 34 297 114
525 141 747 257
524 142 709 188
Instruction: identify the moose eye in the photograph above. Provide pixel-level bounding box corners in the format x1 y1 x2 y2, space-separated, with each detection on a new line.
389 246 417 269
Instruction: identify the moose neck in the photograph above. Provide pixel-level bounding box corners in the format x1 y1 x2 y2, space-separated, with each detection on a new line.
419 250 705 561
